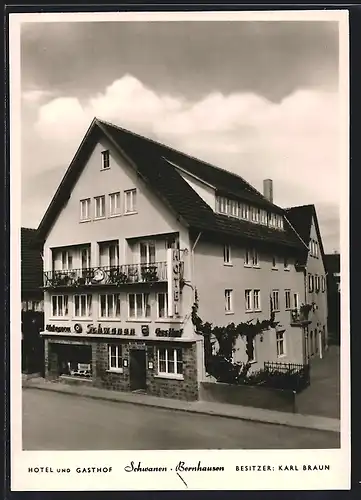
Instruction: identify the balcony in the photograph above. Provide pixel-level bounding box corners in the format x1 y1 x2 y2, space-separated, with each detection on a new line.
290 306 312 327
43 262 173 289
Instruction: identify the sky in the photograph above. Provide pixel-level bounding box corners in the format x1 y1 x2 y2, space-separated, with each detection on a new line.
20 19 341 252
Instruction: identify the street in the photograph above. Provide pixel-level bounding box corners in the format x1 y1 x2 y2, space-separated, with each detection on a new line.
22 389 339 450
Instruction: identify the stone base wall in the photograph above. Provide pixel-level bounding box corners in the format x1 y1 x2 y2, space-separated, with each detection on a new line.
44 337 199 401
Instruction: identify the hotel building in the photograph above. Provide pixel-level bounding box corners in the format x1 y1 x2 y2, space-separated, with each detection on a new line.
36 118 328 401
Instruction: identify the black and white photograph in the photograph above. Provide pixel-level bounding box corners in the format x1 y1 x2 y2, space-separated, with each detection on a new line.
11 10 349 491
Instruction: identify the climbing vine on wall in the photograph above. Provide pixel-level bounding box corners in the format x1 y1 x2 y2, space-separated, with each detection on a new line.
191 289 278 383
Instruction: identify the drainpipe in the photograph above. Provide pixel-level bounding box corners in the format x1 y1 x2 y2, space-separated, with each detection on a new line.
191 231 202 296
303 267 309 365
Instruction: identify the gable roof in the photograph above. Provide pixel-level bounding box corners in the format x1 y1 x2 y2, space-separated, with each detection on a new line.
21 228 43 294
37 118 306 252
285 204 326 264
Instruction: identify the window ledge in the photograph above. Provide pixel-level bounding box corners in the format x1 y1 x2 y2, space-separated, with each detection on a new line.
109 214 122 219
155 319 183 324
277 354 287 359
100 167 111 172
80 219 91 224
126 319 152 323
223 263 233 267
124 211 138 216
73 317 93 321
154 373 184 381
225 311 234 315
272 267 279 271
106 369 123 374
99 318 121 322
244 264 252 268
48 317 70 321
284 268 291 272
252 265 261 269
94 216 106 221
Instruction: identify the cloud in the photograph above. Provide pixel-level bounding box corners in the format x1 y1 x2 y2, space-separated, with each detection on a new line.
22 89 54 104
23 74 340 251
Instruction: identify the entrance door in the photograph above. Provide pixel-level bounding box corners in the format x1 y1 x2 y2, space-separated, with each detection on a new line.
129 350 147 391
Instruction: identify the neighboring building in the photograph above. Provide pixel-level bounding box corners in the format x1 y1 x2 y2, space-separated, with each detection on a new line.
21 227 44 311
325 253 340 344
36 118 327 401
286 205 329 359
21 227 44 374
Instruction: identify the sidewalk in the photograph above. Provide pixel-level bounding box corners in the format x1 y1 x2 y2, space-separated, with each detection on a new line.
22 376 340 434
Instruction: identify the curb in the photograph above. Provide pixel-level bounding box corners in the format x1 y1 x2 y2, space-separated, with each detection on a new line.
23 381 340 434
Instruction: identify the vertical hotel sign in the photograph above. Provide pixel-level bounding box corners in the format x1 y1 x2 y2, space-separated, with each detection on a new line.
167 248 181 317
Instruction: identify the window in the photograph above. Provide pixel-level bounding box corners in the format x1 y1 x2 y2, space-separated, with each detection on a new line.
269 213 277 228
94 195 105 218
125 189 137 213
81 247 91 269
276 215 284 230
157 348 183 376
225 289 233 313
74 294 92 317
52 295 69 317
245 248 258 267
245 289 252 311
271 290 280 312
315 275 320 292
101 150 110 170
247 337 256 363
285 290 291 310
240 204 249 220
252 249 259 267
244 249 250 266
272 256 278 269
253 290 261 311
99 241 119 267
108 345 122 371
128 293 150 318
284 256 290 270
260 209 268 225
321 276 326 292
109 192 121 216
229 200 239 218
80 198 91 221
216 196 227 214
100 294 121 318
223 244 231 265
140 241 156 265
61 250 73 270
293 293 299 310
308 274 314 293
157 292 169 318
276 331 285 357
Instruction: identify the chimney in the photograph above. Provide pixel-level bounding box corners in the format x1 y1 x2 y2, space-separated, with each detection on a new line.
263 179 273 203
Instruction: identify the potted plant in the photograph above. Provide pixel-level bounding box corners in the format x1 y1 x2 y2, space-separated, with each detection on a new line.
141 265 158 282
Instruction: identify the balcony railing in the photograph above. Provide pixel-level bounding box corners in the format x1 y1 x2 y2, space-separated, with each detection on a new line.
43 262 173 289
290 307 312 326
